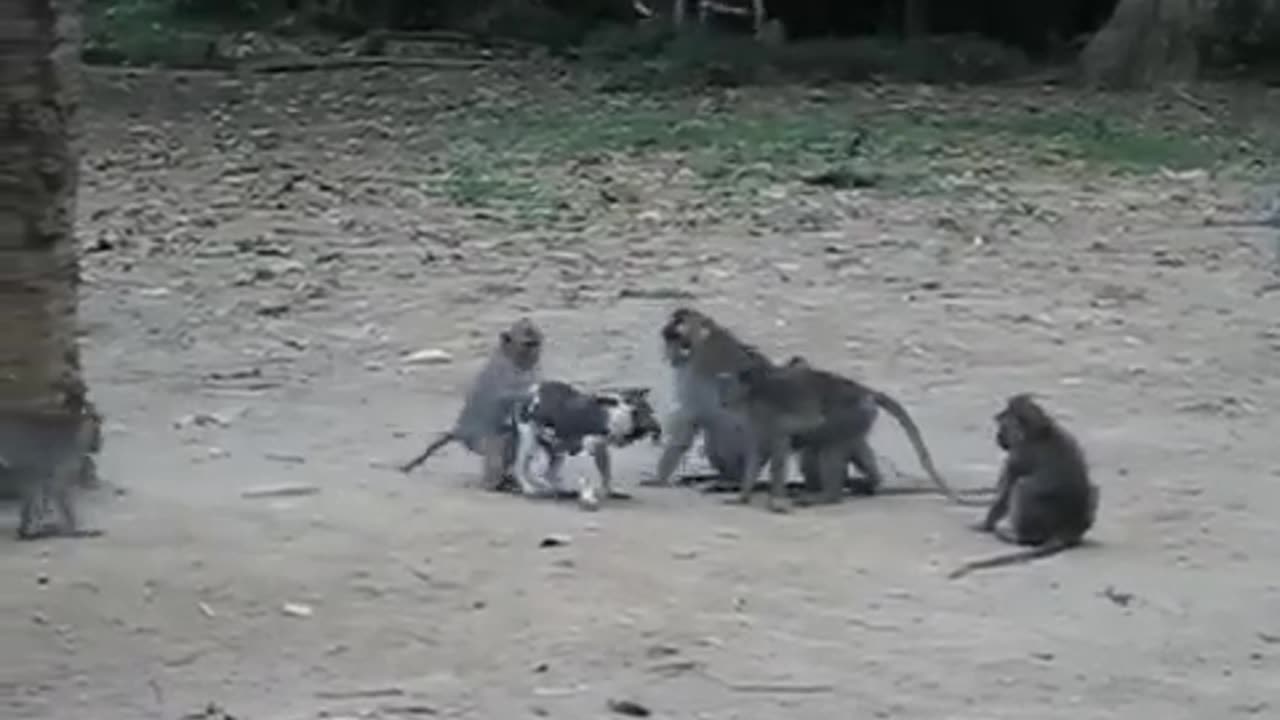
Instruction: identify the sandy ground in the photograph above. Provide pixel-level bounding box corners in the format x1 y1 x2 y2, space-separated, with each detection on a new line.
3 64 1280 720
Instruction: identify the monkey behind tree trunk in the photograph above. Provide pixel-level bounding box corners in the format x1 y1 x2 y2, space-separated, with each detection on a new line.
0 409 105 541
948 394 1099 579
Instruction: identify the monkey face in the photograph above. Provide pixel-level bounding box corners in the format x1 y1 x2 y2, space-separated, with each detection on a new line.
998 394 1050 448
994 410 1014 451
501 318 544 370
660 308 708 366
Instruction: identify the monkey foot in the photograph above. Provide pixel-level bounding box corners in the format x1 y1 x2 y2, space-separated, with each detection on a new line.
794 492 842 508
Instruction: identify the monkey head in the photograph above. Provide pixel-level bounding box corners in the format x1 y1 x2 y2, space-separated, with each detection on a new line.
660 307 714 366
995 393 1051 451
593 386 663 446
500 317 544 371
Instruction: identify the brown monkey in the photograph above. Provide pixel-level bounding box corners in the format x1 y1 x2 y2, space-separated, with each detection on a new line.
399 317 544 490
0 409 105 540
643 307 773 489
718 356 991 511
715 357 825 512
947 394 1099 579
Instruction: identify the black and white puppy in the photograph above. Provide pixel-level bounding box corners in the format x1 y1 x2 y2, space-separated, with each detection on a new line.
509 381 662 510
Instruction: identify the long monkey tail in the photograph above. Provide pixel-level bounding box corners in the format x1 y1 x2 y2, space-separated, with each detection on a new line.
946 536 1078 579
399 432 458 474
872 390 988 507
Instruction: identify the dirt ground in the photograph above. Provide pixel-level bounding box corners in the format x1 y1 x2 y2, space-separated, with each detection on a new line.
3 64 1280 720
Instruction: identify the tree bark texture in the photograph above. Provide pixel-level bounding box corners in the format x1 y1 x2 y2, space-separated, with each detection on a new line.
0 0 91 416
1081 0 1202 89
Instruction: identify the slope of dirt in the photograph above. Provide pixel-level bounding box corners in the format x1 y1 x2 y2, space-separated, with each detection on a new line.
3 66 1280 720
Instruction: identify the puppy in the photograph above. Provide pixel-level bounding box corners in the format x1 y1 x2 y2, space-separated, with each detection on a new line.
509 382 662 510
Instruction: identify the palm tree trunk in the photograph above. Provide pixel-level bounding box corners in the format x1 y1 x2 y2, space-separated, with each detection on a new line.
0 0 97 494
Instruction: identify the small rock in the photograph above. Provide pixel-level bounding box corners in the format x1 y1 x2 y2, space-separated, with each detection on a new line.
241 483 320 499
539 534 571 548
403 348 454 365
281 602 313 618
174 412 231 429
256 301 291 317
1101 586 1134 607
607 699 652 717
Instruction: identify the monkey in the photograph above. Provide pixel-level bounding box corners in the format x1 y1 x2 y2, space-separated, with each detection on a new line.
696 358 994 503
714 357 828 512
649 311 992 503
642 306 775 490
399 317 543 491
718 356 991 511
0 408 106 540
947 394 1100 579
509 382 663 510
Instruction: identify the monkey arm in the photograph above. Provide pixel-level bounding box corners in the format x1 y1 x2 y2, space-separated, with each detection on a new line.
979 462 1018 531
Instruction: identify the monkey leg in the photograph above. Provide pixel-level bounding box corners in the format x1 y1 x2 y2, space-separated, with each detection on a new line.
16 484 43 540
974 463 1017 532
645 411 697 487
846 437 886 497
794 445 848 507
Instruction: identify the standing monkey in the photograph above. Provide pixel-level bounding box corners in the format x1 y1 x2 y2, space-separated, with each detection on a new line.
948 394 1100 579
399 318 544 490
719 355 991 510
715 357 826 512
643 307 773 488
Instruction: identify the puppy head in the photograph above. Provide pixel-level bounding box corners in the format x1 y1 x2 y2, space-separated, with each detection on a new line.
594 386 662 445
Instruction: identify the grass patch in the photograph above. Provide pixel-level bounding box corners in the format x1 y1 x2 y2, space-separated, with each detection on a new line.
423 90 1247 216
84 0 229 68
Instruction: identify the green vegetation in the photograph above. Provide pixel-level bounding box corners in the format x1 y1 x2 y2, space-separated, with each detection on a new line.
84 0 232 67
405 84 1275 226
